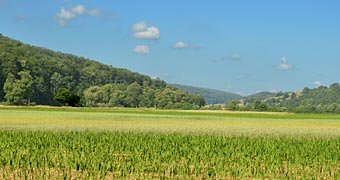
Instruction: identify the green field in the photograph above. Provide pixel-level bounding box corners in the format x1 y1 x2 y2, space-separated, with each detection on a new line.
1 107 340 179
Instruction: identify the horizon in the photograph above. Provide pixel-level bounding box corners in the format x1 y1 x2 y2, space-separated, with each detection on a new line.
1 1 340 96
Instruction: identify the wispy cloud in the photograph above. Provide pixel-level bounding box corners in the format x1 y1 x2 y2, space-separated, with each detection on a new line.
132 21 160 40
231 53 241 60
314 81 322 88
133 45 150 54
173 41 187 49
172 41 201 50
269 88 278 93
222 53 241 61
278 57 292 70
15 14 25 22
56 4 100 26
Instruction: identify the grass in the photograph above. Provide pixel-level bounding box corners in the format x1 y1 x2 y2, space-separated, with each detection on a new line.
1 106 340 137
1 106 340 179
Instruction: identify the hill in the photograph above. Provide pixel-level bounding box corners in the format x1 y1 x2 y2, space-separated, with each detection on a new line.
244 91 276 100
262 84 340 113
170 84 243 104
240 91 276 105
0 34 205 109
230 85 340 113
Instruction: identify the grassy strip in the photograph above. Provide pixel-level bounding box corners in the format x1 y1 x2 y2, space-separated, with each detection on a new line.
1 105 340 119
1 107 340 137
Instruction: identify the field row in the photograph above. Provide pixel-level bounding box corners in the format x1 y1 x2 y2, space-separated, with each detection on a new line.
1 107 340 137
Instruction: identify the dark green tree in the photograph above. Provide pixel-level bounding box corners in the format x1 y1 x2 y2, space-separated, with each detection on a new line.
54 88 80 107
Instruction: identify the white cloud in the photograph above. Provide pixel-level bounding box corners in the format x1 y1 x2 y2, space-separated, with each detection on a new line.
173 41 187 49
269 89 278 93
133 26 160 40
314 81 322 88
87 9 100 16
132 21 147 32
133 45 150 54
222 53 241 61
151 76 160 80
56 5 100 26
278 57 292 70
231 53 241 60
278 63 291 70
72 5 86 15
57 7 75 26
132 22 160 40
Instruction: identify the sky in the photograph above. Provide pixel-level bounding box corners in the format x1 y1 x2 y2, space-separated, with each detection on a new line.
1 0 340 95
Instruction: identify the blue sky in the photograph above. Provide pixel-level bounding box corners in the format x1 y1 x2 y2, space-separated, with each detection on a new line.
1 0 340 95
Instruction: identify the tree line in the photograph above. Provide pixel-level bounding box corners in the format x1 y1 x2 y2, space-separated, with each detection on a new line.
221 83 340 114
0 34 205 109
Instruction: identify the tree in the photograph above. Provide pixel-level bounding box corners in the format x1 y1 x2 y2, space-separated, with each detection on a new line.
253 99 268 111
228 100 238 111
191 94 206 107
83 86 101 107
17 71 34 104
124 82 142 107
4 71 34 105
54 88 80 107
139 87 155 108
155 87 176 108
3 73 16 103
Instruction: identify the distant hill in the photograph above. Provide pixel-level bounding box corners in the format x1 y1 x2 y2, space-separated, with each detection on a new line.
231 84 340 113
0 34 205 109
262 84 340 113
169 84 243 104
242 91 276 103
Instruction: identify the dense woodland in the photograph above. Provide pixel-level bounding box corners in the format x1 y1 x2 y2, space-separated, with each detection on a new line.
0 34 205 109
224 84 340 113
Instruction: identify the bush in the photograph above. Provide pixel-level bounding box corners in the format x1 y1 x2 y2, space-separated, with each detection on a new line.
54 88 80 107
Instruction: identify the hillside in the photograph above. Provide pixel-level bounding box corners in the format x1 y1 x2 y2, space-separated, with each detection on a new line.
170 84 243 104
0 34 205 108
245 91 276 100
263 84 340 113
240 91 276 105
229 85 340 113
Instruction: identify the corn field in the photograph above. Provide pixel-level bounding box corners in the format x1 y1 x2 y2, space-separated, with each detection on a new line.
1 107 340 179
1 130 340 179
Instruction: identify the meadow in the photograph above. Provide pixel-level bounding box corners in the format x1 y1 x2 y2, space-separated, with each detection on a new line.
1 107 340 179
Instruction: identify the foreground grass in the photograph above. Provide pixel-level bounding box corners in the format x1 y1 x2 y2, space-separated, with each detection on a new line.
1 107 340 179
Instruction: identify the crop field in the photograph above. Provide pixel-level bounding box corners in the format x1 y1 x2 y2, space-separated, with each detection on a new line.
1 107 340 179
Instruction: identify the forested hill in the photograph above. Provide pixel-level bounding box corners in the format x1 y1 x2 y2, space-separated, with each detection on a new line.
263 84 340 113
244 91 276 100
170 83 243 104
0 34 205 109
229 84 340 113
